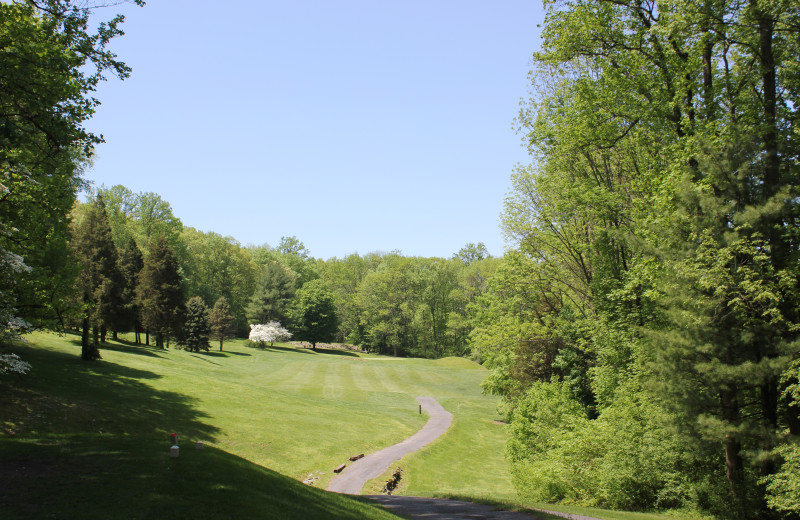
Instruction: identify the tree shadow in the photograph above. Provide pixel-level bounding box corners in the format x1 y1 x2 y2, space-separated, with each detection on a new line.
188 353 221 366
196 350 251 358
1 342 219 442
314 348 359 357
262 345 317 355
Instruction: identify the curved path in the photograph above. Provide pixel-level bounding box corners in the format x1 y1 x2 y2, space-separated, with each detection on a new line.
365 496 603 520
326 396 453 494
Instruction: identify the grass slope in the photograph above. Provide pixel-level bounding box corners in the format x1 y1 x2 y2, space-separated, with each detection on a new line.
1 333 702 520
0 333 505 519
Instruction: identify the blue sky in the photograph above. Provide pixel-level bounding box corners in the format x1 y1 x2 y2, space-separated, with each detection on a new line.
85 1 544 260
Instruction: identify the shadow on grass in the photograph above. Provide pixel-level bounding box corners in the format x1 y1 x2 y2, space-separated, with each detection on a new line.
196 350 251 358
1 341 219 443
98 341 164 358
189 354 222 366
261 345 317 355
0 439 402 520
314 348 359 357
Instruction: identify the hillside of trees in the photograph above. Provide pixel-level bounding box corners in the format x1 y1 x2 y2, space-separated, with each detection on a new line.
65 184 500 358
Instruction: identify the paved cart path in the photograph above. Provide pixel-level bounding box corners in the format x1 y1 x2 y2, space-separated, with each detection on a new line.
326 396 453 494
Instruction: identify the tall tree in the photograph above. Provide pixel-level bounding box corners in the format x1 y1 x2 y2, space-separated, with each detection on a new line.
182 296 210 353
117 237 143 343
137 236 184 348
180 227 257 333
497 0 800 515
209 296 235 351
70 196 124 359
0 0 141 339
245 261 296 325
291 279 338 350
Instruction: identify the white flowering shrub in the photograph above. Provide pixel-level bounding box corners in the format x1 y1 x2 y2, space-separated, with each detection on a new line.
0 353 32 376
1 247 32 343
249 321 291 347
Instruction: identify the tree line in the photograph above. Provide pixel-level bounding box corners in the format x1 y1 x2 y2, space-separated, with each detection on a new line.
69 186 499 359
474 0 800 518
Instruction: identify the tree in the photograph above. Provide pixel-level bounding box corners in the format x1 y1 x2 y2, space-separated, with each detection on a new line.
70 196 124 359
0 1 141 340
245 261 296 325
248 321 291 347
292 279 338 350
180 227 257 334
117 238 144 343
452 242 489 266
182 296 210 353
137 236 184 349
356 255 418 356
209 296 235 351
496 0 800 515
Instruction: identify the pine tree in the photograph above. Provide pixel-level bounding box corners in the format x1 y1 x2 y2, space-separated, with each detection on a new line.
117 237 143 343
245 261 296 325
182 296 210 353
136 236 184 349
209 296 235 351
70 196 124 360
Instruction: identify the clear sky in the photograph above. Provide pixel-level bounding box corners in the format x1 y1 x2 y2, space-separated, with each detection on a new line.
84 1 544 260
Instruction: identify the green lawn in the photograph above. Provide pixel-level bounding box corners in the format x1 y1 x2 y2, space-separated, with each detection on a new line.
1 332 704 520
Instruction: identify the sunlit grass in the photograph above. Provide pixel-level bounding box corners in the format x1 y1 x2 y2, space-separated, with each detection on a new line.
1 332 704 520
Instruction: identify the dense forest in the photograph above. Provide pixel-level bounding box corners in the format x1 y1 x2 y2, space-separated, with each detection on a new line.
1 0 799 519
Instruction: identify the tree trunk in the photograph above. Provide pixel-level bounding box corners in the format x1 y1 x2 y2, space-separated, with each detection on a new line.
721 389 744 494
81 315 92 359
219 338 224 352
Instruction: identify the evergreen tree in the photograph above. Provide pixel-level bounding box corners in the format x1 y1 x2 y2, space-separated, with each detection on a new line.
137 236 184 348
245 261 296 325
182 296 210 353
70 196 124 360
209 296 235 351
117 237 143 343
291 279 337 350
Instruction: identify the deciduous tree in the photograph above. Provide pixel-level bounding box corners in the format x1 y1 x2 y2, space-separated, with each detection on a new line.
291 279 338 350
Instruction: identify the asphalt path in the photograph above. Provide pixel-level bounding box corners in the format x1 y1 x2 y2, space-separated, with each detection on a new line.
364 496 547 520
325 396 603 520
326 396 453 494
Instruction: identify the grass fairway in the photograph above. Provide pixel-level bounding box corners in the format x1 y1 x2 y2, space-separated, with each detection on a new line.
0 332 509 519
1 333 702 520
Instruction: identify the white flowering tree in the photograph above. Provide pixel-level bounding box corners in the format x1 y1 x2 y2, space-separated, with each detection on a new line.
0 248 32 344
249 321 291 348
0 353 32 377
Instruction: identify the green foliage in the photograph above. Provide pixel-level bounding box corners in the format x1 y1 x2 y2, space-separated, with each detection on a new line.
245 260 296 325
180 228 257 334
69 196 124 359
182 296 210 353
763 440 800 515
117 238 144 340
488 0 800 516
0 1 139 338
136 236 184 348
209 296 235 351
291 279 338 348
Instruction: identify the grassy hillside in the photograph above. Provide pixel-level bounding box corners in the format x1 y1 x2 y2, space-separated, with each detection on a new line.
1 333 701 520
0 332 509 518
